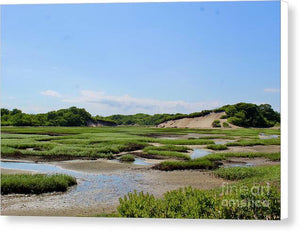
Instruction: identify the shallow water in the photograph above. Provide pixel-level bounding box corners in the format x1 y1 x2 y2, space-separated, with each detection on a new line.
133 158 152 166
115 158 152 166
1 161 144 206
190 149 212 159
214 140 233 145
259 133 279 139
224 163 255 168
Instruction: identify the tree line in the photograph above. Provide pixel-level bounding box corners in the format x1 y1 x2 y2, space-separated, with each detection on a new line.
1 103 280 127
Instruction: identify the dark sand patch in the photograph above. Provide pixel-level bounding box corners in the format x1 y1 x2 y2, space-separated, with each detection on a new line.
226 145 280 153
51 159 150 173
221 157 280 167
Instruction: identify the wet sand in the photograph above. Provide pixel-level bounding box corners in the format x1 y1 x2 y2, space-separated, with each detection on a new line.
1 168 37 175
1 159 226 217
226 145 280 153
221 157 280 167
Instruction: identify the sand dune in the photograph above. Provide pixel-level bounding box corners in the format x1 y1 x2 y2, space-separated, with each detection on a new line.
157 112 237 129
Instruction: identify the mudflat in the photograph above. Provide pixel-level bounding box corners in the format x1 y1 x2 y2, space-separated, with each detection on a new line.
1 160 226 216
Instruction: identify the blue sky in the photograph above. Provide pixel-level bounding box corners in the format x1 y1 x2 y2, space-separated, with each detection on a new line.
1 1 281 116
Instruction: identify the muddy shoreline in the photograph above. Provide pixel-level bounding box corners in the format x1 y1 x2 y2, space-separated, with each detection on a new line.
1 157 227 217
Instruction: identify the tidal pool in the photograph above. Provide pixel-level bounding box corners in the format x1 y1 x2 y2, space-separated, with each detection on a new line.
133 158 152 166
224 162 255 168
190 149 212 159
259 133 279 139
0 161 145 207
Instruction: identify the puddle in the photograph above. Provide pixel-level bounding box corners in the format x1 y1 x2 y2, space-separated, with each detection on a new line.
259 133 279 139
190 149 212 159
133 158 152 166
115 158 152 166
214 140 231 145
0 161 144 206
224 162 255 168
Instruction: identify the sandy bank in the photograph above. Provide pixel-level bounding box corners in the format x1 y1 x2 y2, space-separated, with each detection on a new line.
157 112 237 129
1 168 38 175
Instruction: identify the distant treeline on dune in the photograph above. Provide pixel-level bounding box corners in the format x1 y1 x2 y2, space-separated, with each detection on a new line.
1 103 280 128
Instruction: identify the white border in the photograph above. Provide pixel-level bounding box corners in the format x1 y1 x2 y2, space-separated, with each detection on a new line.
280 0 288 220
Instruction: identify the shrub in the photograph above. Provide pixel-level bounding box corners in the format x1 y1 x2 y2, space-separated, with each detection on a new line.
222 122 230 128
220 115 229 119
223 103 279 128
119 154 135 162
118 185 280 219
118 190 165 218
162 187 217 218
212 120 221 128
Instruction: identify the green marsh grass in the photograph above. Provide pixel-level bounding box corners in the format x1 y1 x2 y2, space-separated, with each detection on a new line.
1 146 22 155
226 138 280 146
157 139 215 145
153 158 217 171
144 150 190 160
214 166 263 180
154 152 280 171
1 174 77 195
205 152 280 161
143 145 191 152
1 127 280 162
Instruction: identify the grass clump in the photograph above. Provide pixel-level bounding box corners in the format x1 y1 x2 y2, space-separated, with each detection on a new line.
144 150 190 160
1 174 77 195
205 152 280 162
157 139 215 145
206 144 228 150
220 115 228 119
214 165 280 182
153 152 280 171
214 167 261 180
222 122 230 128
119 154 135 162
153 158 217 171
212 120 221 128
226 138 280 146
1 146 22 155
144 145 190 152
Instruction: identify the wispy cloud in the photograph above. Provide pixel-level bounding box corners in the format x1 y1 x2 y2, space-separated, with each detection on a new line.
61 90 222 116
264 88 280 93
40 90 62 98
